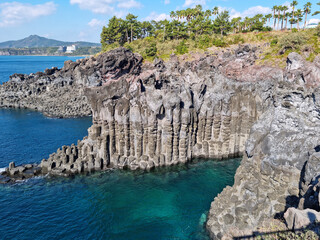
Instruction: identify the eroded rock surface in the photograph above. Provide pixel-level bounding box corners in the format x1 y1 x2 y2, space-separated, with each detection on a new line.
38 46 279 175
206 53 320 239
0 48 142 117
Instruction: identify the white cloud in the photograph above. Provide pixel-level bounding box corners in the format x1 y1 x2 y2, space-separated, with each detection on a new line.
242 6 271 17
308 19 320 25
0 2 57 27
117 0 142 9
164 0 170 5
70 0 114 14
88 19 105 28
218 5 272 20
145 12 170 22
70 0 142 14
183 0 206 7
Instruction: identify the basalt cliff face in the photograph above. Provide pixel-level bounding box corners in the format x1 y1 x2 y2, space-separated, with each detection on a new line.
39 47 278 174
207 53 320 238
2 47 320 239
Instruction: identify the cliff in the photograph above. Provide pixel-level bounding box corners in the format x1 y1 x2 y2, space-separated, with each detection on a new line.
38 47 279 174
207 53 320 238
2 47 320 239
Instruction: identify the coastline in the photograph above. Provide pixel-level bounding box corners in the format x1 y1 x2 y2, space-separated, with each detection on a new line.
1 46 320 239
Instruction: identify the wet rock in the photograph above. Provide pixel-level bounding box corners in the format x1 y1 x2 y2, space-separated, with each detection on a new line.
8 162 15 170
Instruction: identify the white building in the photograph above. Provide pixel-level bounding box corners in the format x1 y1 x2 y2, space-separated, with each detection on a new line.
66 45 77 53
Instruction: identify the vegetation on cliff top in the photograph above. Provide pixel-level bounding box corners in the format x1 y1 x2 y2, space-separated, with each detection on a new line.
100 1 320 65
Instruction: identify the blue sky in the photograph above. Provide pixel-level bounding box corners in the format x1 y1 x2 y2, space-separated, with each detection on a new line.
0 0 319 43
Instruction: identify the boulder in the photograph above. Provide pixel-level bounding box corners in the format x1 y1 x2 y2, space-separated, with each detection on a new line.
284 208 320 230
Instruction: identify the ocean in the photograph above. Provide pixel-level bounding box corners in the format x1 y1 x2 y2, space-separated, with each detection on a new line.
0 56 239 240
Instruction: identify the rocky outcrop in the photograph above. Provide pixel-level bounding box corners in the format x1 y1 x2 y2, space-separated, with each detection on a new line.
0 162 42 184
0 48 142 117
284 208 320 230
206 53 320 238
37 46 280 175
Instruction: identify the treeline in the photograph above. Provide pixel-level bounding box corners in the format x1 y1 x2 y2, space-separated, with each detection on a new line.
100 1 320 50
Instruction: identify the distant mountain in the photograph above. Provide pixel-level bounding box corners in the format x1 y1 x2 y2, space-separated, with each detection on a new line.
0 35 101 48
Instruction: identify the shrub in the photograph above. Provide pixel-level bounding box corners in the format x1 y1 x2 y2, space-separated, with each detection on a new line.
316 25 320 37
145 42 157 57
175 40 189 55
123 42 133 51
278 32 307 51
270 38 278 47
263 26 273 32
196 35 212 49
103 42 120 52
232 35 245 44
291 28 298 33
213 38 228 47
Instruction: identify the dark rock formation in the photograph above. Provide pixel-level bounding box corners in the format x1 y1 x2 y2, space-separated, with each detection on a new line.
206 53 320 238
0 162 42 184
38 46 279 175
3 47 320 240
0 48 142 117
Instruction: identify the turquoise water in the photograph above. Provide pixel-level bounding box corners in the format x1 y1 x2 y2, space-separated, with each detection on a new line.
0 56 240 239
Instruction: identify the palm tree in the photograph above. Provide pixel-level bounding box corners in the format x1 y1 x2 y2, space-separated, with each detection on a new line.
170 11 176 20
281 6 289 30
303 2 312 29
285 12 291 30
265 14 272 27
290 1 298 29
295 9 303 30
277 6 283 30
272 6 278 30
312 2 320 16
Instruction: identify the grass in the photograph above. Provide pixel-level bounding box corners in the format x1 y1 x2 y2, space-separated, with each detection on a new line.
101 26 320 66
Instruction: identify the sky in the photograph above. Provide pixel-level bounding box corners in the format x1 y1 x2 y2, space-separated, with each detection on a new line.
0 0 319 43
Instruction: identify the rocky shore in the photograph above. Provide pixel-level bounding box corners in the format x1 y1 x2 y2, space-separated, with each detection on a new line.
2 46 320 238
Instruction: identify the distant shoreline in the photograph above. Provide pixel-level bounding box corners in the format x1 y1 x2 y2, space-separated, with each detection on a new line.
0 54 92 57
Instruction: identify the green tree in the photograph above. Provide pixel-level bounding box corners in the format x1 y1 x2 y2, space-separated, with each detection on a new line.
285 12 291 30
312 2 320 16
231 17 241 33
281 6 289 30
290 1 298 29
295 9 303 30
303 2 312 29
277 6 283 30
272 6 278 30
213 10 231 36
100 16 124 49
265 14 273 28
212 6 219 19
126 14 139 42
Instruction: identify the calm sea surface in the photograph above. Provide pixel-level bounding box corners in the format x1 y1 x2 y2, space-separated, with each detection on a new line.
0 56 240 240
